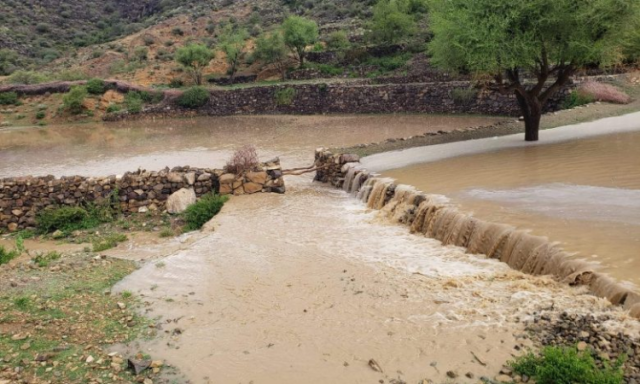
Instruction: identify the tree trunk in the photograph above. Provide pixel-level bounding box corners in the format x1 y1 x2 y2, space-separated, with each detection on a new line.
515 92 542 142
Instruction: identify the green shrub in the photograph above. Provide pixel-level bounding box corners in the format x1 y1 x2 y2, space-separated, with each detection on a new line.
563 90 595 109
326 30 351 51
53 69 90 81
275 87 296 106
8 70 49 85
125 92 143 113
169 78 184 88
35 111 46 119
314 63 343 76
511 346 625 384
366 52 412 74
184 194 229 231
86 78 106 95
36 207 89 233
451 88 477 104
177 86 210 109
171 27 184 36
63 86 88 114
106 104 121 113
0 91 18 105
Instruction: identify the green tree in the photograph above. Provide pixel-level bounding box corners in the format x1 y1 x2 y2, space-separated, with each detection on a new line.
254 32 290 80
219 27 249 81
429 0 640 142
369 0 416 45
175 44 215 86
282 16 319 67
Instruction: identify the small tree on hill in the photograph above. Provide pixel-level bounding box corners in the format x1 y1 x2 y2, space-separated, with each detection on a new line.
254 31 290 80
282 16 318 67
176 44 215 86
429 0 640 142
369 0 417 46
219 27 249 82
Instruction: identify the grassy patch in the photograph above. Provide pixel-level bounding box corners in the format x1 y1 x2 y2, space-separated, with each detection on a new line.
0 253 163 383
92 233 128 252
32 251 62 267
0 91 19 105
36 200 118 235
183 193 229 231
510 346 625 384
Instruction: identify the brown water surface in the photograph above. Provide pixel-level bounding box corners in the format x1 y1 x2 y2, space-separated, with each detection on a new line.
385 131 640 286
0 114 500 177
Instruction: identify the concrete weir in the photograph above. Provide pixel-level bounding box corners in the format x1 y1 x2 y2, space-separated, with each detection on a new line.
314 148 640 318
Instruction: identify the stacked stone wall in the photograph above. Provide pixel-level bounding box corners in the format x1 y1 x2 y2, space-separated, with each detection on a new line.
0 160 284 232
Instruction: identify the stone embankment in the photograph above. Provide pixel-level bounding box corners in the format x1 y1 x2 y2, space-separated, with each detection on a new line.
0 159 284 232
313 148 640 318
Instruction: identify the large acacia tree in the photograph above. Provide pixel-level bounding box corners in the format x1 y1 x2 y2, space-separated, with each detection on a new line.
428 0 640 141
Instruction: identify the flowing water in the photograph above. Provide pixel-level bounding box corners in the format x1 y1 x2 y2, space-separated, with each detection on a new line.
2 114 639 383
380 121 640 287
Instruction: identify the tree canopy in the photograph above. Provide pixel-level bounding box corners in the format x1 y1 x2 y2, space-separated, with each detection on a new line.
369 0 424 45
175 43 215 85
254 31 290 80
282 16 318 67
219 27 249 81
428 0 640 141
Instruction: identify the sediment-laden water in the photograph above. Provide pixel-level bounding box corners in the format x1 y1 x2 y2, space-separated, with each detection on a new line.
113 176 634 384
381 129 640 287
2 114 639 382
0 114 500 177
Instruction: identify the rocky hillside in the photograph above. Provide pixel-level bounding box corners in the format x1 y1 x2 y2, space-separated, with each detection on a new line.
0 0 373 76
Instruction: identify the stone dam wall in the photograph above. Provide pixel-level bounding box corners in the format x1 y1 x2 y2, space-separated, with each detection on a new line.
313 148 640 318
0 159 284 232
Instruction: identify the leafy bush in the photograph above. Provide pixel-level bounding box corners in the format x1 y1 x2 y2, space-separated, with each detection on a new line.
314 63 343 76
563 90 595 109
63 86 88 114
184 194 229 231
511 346 625 384
36 111 46 119
577 82 631 104
134 46 149 61
36 207 89 233
326 30 351 51
275 87 296 105
224 145 260 174
86 78 106 95
36 200 117 234
53 69 90 81
171 27 184 36
169 78 184 88
125 92 143 113
0 91 18 105
177 86 210 109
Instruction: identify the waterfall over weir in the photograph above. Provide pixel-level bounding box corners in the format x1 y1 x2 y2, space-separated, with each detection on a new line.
330 160 640 318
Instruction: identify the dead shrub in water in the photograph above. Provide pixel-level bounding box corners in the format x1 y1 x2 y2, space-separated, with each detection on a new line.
577 82 631 104
224 145 259 174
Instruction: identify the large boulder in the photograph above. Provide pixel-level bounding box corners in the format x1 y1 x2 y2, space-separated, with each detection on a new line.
166 188 196 214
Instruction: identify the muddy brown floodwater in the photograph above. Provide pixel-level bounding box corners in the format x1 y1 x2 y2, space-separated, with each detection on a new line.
0 114 500 177
380 121 640 288
2 114 639 383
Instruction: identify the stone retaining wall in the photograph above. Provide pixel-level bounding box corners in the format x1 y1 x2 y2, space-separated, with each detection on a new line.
0 159 285 232
106 81 566 121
